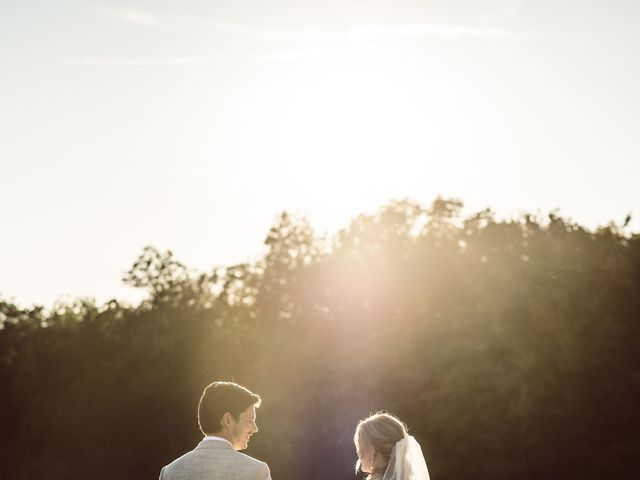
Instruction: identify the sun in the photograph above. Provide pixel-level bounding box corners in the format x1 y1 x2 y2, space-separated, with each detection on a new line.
260 55 448 234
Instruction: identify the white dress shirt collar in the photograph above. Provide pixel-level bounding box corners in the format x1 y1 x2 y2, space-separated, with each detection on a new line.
203 435 232 446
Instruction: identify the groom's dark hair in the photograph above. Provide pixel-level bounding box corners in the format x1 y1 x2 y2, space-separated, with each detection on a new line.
198 381 262 435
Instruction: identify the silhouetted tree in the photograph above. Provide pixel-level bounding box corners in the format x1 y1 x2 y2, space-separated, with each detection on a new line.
1 199 639 480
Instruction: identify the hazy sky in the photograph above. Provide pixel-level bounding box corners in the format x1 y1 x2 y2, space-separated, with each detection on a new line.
2 0 639 307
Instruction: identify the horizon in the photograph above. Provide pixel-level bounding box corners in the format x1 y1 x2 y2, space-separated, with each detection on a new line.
2 197 635 310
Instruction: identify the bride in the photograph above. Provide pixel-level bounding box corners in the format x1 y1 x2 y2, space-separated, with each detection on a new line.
354 412 430 480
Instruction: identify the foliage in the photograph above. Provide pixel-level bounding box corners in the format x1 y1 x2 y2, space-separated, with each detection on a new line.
1 199 639 479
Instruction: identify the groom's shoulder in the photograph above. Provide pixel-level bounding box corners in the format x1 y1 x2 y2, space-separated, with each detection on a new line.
235 450 268 468
164 445 265 466
224 449 269 475
161 445 269 479
225 450 270 478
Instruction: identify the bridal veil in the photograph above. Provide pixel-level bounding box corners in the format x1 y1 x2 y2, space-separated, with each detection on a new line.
382 436 430 480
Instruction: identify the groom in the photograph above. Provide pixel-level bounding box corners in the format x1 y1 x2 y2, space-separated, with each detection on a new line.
160 381 271 480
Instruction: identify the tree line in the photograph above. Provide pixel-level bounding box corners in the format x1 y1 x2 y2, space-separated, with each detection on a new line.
1 198 639 479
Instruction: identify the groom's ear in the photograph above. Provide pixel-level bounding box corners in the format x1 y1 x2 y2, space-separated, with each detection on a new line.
221 412 233 429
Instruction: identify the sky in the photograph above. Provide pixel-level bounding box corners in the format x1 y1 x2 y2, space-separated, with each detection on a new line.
1 0 639 308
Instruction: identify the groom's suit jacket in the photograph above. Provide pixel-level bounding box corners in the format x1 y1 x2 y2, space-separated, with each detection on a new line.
160 439 271 480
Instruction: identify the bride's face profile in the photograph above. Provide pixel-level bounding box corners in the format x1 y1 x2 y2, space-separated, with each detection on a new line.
356 440 376 474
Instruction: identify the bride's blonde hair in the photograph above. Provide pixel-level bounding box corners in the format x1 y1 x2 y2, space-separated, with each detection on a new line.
354 412 408 476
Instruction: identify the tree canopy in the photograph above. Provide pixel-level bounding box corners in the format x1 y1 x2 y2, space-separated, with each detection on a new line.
1 198 639 479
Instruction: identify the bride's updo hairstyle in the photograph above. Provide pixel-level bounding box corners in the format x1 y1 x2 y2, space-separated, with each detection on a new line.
354 412 408 476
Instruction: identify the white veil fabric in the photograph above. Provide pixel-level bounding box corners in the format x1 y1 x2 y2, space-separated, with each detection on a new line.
381 436 430 480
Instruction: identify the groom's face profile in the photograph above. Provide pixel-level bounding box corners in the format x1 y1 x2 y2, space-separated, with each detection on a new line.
226 404 258 451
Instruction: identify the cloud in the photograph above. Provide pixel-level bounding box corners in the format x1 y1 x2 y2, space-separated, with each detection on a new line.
97 5 161 26
71 13 518 67
247 44 369 60
94 5 518 40
197 21 520 41
65 56 206 66
64 45 367 67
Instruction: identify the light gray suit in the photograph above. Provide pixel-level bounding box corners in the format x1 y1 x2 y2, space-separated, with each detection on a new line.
160 439 271 480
